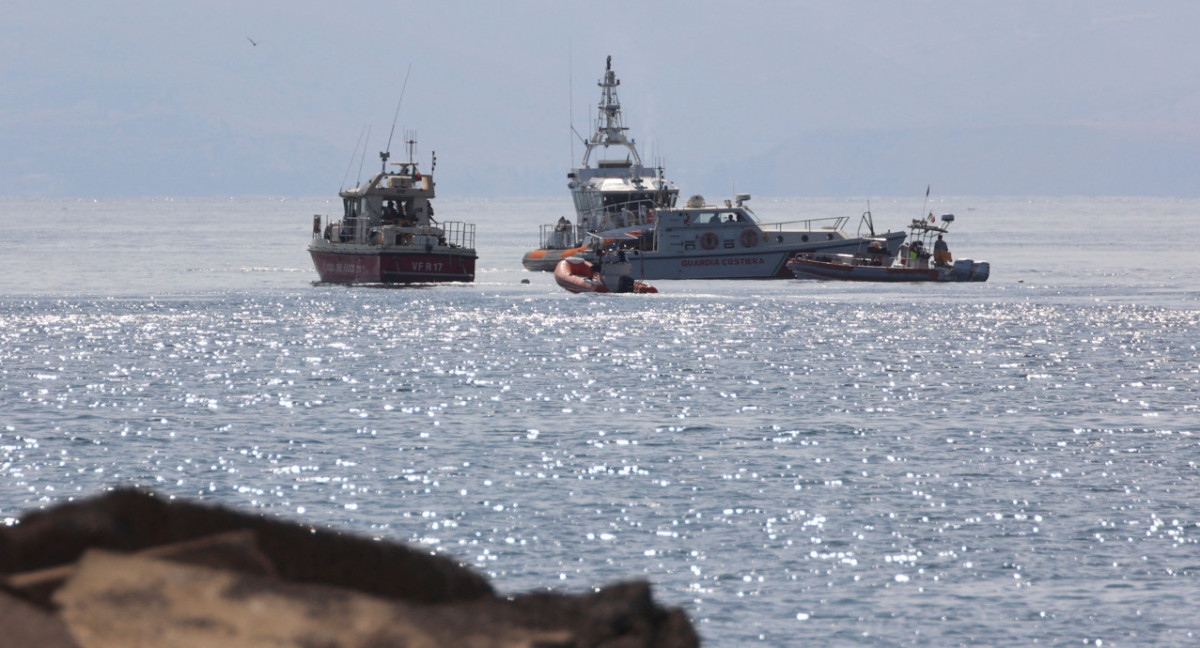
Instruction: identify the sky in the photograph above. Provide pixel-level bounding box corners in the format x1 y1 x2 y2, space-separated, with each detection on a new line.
3 0 1200 198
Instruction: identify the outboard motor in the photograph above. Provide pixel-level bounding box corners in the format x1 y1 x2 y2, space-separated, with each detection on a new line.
950 259 974 281
970 261 990 282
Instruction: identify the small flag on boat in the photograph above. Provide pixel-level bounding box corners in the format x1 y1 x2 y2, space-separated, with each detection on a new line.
925 185 930 197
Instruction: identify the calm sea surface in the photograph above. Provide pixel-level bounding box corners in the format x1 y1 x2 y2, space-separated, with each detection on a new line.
2 196 1199 646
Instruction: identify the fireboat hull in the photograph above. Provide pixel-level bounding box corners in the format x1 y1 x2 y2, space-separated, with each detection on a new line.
310 248 476 283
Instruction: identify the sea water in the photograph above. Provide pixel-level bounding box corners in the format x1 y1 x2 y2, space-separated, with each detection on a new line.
1 196 1198 646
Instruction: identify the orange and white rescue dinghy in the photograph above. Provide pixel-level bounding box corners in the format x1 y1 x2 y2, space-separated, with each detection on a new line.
554 253 657 294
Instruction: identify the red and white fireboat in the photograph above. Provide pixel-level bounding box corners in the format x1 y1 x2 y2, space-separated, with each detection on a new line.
309 141 476 284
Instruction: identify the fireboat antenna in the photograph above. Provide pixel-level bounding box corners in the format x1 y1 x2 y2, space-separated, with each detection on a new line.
405 131 417 164
342 124 369 190
381 63 413 173
356 125 372 185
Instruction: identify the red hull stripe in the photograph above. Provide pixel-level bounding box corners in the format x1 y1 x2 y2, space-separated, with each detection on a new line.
311 251 476 283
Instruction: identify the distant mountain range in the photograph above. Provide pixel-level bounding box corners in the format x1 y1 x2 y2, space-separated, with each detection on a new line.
4 122 1197 198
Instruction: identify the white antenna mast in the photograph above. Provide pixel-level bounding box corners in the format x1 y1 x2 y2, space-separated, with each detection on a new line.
342 124 369 190
405 130 418 164
356 126 371 185
381 63 413 173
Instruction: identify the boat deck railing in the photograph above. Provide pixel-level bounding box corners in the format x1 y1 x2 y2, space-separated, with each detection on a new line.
536 198 671 249
438 221 475 249
758 214 850 233
580 200 658 230
311 215 475 250
538 223 583 249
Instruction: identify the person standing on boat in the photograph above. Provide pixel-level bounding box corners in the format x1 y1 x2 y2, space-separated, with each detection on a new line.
934 234 952 266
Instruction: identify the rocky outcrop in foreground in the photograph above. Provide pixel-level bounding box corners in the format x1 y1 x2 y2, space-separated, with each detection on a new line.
0 487 698 648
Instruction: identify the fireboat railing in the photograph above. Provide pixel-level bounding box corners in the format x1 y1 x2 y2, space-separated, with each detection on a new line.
311 215 475 249
437 221 475 249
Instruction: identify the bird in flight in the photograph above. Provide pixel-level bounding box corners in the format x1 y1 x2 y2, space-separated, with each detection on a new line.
247 37 259 46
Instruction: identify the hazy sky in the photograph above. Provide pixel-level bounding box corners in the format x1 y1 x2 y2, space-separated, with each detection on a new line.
4 1 1199 197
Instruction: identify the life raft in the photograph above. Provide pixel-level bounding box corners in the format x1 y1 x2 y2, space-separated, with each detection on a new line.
554 257 657 294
